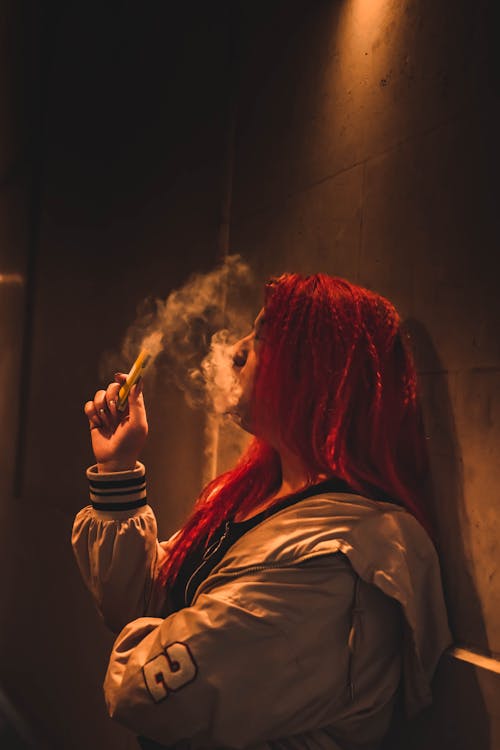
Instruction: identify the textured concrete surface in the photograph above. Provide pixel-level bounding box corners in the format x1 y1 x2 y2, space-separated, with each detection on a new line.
232 162 363 281
231 0 499 650
0 0 21 181
0 1 498 748
0 5 233 749
382 650 499 749
0 183 28 501
0 0 30 502
0 275 24 501
228 0 499 746
233 0 492 215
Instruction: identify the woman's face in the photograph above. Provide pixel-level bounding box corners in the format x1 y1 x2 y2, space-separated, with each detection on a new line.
230 307 267 433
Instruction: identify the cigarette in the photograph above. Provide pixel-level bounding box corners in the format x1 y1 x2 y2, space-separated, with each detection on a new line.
117 349 153 411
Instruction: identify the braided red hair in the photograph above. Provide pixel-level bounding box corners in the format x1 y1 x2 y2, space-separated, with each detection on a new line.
158 273 435 591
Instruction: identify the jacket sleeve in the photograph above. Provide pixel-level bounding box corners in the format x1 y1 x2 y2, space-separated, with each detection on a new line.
103 554 368 748
71 462 177 633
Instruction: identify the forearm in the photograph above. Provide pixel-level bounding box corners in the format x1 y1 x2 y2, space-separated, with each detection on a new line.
71 462 169 632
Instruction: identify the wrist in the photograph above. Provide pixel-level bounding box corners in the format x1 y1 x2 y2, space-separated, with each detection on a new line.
97 460 137 473
87 461 147 511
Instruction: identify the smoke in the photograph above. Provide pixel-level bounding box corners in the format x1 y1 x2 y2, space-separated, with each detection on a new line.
201 329 243 416
100 254 256 420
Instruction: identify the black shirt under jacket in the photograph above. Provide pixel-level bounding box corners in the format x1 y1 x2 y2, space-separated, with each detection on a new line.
169 476 363 613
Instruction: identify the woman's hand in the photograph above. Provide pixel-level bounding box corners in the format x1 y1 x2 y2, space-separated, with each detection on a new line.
84 373 148 472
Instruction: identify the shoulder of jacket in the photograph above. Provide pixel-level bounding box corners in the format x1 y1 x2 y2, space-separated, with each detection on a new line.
197 492 415 582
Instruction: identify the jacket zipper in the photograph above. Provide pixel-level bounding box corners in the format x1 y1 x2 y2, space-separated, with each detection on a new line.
347 575 361 701
184 520 231 606
191 549 344 603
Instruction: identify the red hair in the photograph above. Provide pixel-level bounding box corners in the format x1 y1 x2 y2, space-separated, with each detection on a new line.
158 273 436 591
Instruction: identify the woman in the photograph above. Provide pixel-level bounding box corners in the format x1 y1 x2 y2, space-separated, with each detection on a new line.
72 273 452 750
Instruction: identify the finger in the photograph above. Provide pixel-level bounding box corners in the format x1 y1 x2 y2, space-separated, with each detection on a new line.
129 377 144 402
128 380 147 428
84 400 102 430
106 382 121 420
130 377 143 398
93 389 112 431
112 374 129 416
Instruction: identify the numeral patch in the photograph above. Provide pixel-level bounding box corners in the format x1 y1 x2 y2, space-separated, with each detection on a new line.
143 642 197 703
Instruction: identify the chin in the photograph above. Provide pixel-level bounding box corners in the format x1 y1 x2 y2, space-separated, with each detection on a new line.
228 402 255 435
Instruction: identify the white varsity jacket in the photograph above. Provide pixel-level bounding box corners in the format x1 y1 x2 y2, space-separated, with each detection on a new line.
71 462 453 750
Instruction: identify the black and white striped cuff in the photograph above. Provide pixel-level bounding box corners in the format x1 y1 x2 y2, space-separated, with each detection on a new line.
86 461 147 511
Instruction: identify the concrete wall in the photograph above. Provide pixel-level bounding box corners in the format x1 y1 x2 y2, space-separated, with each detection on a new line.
0 1 42 746
0 1 498 748
0 0 32 508
0 4 233 749
227 1 499 747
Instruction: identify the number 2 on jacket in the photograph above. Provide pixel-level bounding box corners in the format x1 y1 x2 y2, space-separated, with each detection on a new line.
143 642 198 703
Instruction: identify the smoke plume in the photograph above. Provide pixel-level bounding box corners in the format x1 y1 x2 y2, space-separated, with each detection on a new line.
100 254 256 420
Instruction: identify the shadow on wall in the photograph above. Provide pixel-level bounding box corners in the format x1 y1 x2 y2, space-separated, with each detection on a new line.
0 684 52 750
382 317 490 749
382 654 491 750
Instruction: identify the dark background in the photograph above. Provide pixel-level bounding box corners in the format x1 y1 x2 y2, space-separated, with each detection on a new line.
0 1 499 748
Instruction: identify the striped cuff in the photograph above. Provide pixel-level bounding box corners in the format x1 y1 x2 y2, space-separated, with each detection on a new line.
86 461 147 511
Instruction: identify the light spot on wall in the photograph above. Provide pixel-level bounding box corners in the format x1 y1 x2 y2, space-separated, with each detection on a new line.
0 273 24 285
